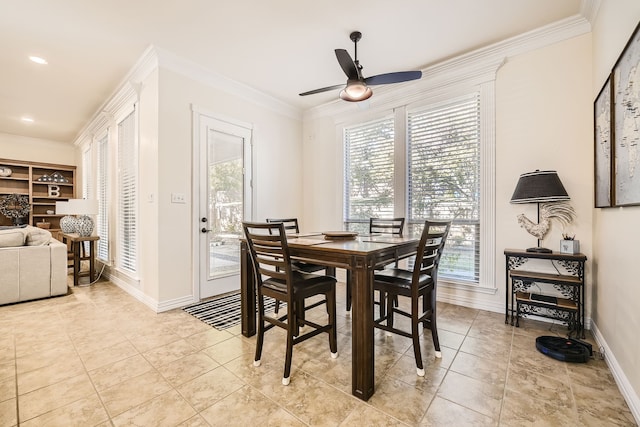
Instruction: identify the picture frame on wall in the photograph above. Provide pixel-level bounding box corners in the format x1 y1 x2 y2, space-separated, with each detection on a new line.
613 21 640 207
594 73 614 208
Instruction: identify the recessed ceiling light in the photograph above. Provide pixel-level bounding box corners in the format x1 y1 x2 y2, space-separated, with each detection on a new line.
29 56 48 65
21 117 34 123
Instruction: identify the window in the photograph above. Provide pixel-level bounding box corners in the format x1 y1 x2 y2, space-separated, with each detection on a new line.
342 88 493 288
97 132 109 262
407 94 480 282
117 109 138 275
344 116 395 233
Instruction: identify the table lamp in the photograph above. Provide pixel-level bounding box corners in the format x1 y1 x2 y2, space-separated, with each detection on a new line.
55 199 99 236
510 170 573 253
55 200 77 233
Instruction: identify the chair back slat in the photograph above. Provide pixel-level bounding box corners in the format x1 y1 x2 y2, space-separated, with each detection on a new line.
243 222 293 293
370 217 405 236
266 218 300 234
413 221 451 285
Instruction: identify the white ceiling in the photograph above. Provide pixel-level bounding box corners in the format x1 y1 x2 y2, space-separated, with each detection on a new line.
0 0 585 143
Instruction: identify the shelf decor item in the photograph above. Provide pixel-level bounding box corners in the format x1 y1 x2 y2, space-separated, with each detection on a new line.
510 170 575 253
36 220 51 229
0 166 12 177
560 234 580 254
50 171 69 183
0 194 31 225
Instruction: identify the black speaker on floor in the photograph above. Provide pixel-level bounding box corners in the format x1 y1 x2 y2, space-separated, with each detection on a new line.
535 336 591 363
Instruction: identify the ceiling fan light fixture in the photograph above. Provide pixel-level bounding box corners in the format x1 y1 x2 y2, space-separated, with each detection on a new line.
339 80 372 102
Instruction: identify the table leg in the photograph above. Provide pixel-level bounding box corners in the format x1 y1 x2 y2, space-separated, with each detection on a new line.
241 241 256 337
350 255 375 401
505 256 509 324
73 241 80 288
89 240 96 282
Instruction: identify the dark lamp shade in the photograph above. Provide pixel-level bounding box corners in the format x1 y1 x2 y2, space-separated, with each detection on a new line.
510 170 569 204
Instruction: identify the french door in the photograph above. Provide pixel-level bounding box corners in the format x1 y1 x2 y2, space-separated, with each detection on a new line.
197 114 252 299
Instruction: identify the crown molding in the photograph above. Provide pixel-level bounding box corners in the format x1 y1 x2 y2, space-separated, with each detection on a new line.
580 0 601 25
153 46 301 121
304 14 591 121
73 44 302 146
73 47 156 146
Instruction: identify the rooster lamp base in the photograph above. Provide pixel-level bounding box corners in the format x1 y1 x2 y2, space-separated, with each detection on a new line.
526 245 552 253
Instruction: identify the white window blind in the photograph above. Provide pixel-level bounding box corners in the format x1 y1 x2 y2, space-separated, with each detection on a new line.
408 93 481 283
82 147 91 199
97 133 109 262
117 110 138 274
343 117 395 232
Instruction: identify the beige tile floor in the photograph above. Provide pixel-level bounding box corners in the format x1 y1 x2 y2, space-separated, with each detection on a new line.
0 278 636 427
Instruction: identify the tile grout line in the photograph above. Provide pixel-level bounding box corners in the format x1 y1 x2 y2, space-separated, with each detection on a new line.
12 333 20 427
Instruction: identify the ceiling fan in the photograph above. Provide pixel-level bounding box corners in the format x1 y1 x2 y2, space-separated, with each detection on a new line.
299 31 422 102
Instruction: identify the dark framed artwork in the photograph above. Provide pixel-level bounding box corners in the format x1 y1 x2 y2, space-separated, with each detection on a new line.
613 21 640 206
594 73 613 208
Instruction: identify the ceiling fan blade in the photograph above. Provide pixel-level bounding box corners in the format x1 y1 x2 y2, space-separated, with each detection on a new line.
364 71 422 86
299 84 344 96
335 49 359 80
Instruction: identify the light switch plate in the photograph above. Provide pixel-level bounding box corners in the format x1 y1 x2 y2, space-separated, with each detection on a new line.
171 193 186 204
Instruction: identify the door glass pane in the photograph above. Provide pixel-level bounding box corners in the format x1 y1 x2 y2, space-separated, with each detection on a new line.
208 129 243 279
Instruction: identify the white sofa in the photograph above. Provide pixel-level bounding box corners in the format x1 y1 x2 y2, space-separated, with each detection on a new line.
0 225 67 305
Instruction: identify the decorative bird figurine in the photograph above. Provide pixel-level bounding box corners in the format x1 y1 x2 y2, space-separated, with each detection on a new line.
517 202 576 240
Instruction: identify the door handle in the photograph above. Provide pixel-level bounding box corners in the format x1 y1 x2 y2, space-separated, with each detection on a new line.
201 228 212 233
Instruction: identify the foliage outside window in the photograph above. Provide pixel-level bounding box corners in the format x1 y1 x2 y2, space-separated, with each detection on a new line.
407 94 480 282
210 158 243 237
344 116 395 233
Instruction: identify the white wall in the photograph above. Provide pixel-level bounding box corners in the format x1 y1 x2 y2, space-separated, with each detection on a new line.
591 0 640 416
497 34 593 314
148 66 303 304
302 32 593 313
0 133 75 166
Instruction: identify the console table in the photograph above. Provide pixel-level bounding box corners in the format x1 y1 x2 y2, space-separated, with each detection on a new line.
61 233 99 287
504 249 586 338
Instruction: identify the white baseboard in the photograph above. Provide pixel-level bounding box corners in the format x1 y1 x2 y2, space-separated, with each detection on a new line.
157 295 197 312
104 271 197 313
591 320 640 424
437 291 504 314
106 272 158 311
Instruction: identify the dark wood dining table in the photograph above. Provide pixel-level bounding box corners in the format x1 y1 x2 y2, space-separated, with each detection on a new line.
240 232 420 401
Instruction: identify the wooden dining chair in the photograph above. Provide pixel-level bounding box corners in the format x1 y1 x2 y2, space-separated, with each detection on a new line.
266 218 329 274
369 217 405 237
266 218 335 315
345 217 405 311
243 221 338 385
373 220 450 376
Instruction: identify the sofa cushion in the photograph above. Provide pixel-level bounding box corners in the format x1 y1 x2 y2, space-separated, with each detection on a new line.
24 226 52 246
0 227 26 247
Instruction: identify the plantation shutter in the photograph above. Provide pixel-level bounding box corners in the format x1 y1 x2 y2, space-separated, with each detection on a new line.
343 117 395 231
407 93 481 283
117 110 138 274
97 133 109 262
